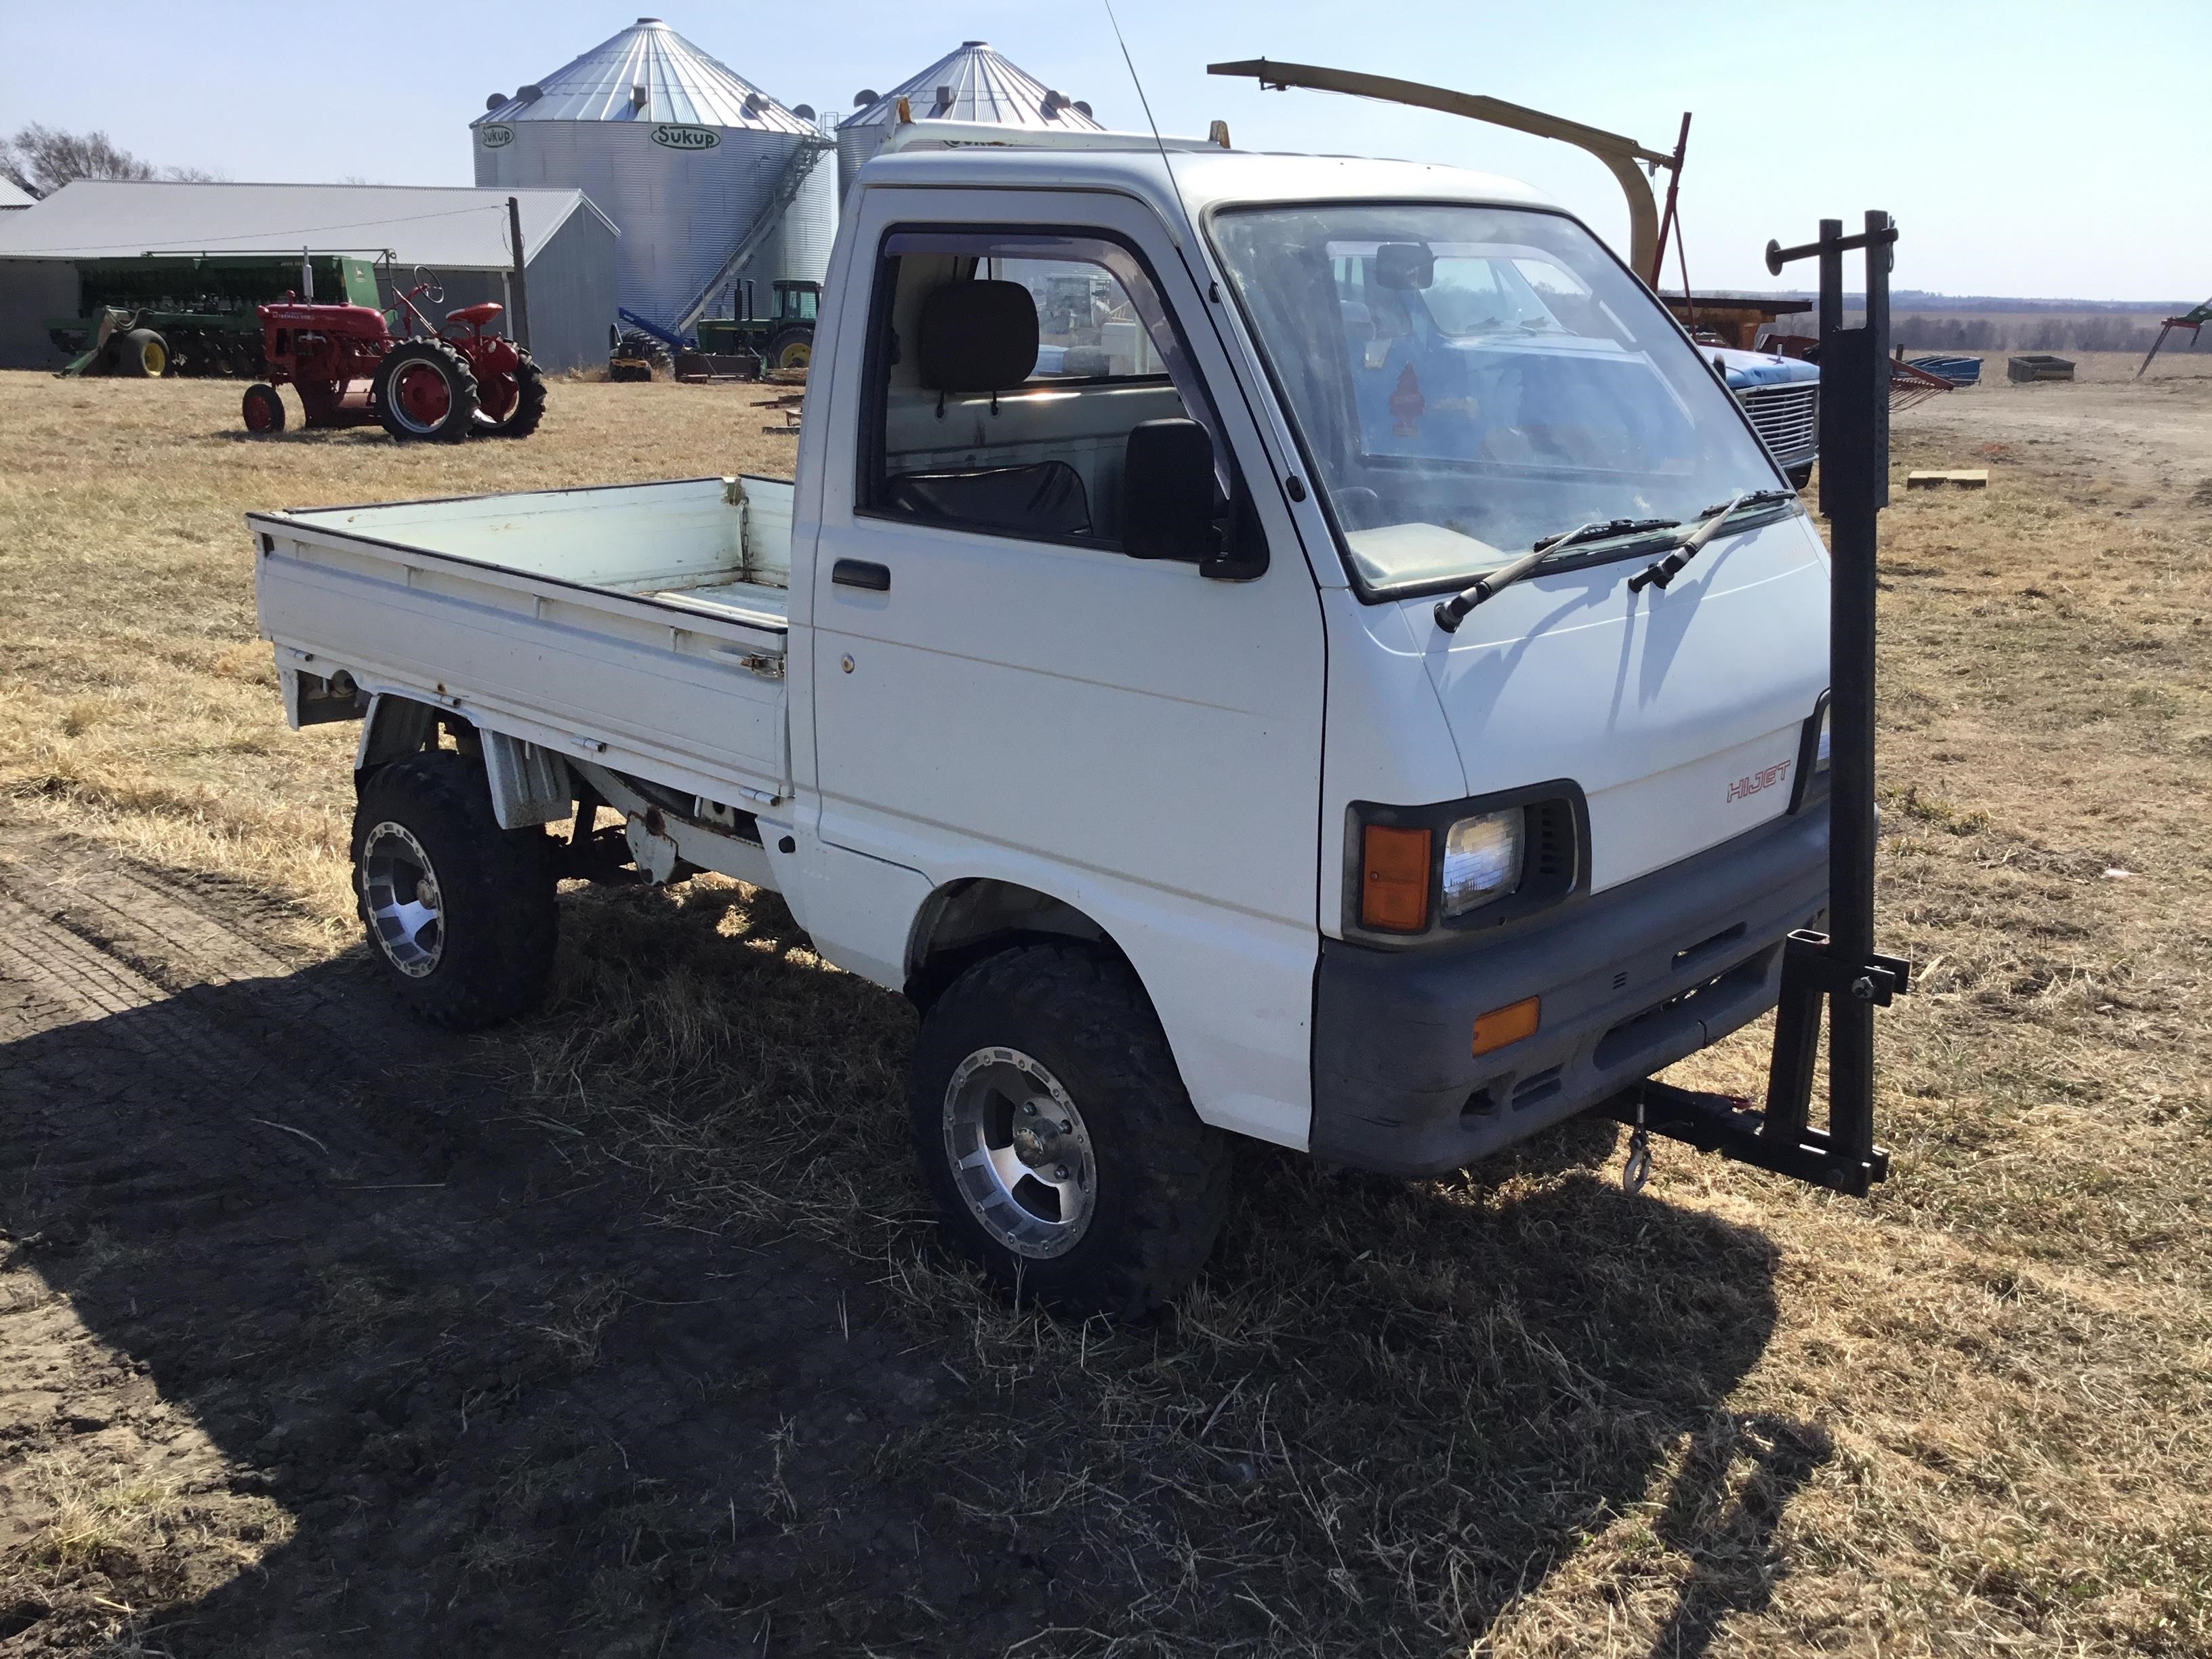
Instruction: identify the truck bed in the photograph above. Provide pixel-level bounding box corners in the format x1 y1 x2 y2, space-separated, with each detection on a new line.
251 476 796 808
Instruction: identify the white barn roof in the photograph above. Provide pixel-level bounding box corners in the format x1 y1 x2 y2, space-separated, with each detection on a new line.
0 178 33 209
841 41 1101 133
0 180 614 268
476 18 817 135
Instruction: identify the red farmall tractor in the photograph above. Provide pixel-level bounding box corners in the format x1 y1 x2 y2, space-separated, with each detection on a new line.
241 269 546 443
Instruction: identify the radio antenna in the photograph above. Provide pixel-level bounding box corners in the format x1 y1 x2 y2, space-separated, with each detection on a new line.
1102 0 1193 247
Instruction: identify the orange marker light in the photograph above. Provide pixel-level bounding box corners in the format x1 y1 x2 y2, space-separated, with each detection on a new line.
1359 824 1432 933
1471 996 1540 1057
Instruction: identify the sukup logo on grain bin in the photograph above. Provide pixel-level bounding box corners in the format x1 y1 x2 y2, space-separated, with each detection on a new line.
651 124 720 151
479 125 514 148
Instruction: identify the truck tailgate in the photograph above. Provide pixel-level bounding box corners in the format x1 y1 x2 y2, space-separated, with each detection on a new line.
251 476 793 806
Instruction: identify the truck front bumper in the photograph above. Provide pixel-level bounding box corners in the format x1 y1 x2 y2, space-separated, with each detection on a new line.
1311 804 1828 1176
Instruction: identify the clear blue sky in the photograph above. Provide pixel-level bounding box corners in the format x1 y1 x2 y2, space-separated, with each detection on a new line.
5 0 2205 300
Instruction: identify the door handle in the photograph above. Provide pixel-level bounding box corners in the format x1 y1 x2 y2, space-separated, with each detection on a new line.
832 558 890 592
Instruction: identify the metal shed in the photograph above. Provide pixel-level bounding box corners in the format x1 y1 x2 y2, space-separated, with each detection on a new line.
838 43 1101 201
0 180 618 371
472 18 835 335
0 178 33 211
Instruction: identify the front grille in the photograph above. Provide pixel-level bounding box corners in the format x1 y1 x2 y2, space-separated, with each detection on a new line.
1737 382 1818 462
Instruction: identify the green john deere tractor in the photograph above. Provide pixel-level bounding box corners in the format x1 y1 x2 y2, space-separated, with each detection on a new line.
691 279 819 377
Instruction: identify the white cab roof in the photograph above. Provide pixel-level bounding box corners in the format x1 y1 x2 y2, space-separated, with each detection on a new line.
855 140 1557 237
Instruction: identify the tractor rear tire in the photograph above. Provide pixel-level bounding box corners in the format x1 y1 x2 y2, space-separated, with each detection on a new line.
116 329 170 378
372 339 479 443
241 383 287 435
483 350 547 438
765 325 813 375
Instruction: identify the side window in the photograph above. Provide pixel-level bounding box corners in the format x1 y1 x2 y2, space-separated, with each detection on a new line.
858 229 1216 548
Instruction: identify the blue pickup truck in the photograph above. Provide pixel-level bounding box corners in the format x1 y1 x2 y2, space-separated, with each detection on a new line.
1709 346 1820 489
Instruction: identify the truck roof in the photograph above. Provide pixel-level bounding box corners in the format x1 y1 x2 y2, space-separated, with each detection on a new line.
855 131 1560 239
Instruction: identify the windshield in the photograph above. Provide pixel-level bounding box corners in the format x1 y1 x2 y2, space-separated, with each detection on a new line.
1209 203 1787 596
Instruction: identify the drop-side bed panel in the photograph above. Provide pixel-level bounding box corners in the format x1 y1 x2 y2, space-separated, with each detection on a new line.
250 475 795 806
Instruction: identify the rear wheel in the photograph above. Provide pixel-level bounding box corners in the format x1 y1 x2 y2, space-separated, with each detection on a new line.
350 750 557 1029
371 339 479 443
116 329 169 378
482 349 547 438
908 944 1231 1317
241 383 286 434
765 325 812 375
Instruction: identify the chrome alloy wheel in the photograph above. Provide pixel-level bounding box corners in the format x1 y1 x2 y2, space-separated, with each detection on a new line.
943 1046 1097 1258
360 821 445 977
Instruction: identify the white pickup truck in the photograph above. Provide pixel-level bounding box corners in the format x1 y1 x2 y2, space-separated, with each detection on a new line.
253 123 1832 1315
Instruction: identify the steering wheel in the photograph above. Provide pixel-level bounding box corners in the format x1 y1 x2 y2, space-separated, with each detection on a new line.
411 265 445 305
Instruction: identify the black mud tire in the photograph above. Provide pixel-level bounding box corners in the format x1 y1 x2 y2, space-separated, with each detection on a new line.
484 348 548 438
764 324 813 375
117 328 170 378
241 382 286 434
371 338 480 443
349 751 556 1031
907 943 1231 1318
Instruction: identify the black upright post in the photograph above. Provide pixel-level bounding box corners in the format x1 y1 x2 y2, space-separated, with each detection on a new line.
1816 211 1892 1165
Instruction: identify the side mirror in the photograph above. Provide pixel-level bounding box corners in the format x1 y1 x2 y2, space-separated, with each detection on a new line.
1122 419 1218 562
1374 241 1435 291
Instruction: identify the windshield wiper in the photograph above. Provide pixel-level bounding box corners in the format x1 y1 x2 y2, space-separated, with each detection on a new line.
1433 517 1678 633
1626 489 1795 594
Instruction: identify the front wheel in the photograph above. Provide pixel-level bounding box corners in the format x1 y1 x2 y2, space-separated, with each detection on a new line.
241 382 286 434
908 944 1231 1317
350 750 556 1029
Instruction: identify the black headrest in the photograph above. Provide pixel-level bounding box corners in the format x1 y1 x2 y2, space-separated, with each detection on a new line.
916 280 1038 393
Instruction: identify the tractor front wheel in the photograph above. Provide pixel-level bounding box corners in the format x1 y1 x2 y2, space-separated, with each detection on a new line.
372 340 479 443
116 329 170 378
241 383 287 434
481 349 547 439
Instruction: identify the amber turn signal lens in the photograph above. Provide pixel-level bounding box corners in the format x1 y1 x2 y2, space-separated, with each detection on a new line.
1471 996 1540 1057
1359 824 1432 933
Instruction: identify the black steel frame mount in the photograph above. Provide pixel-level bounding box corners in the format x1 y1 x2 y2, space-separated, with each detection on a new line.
1607 212 1912 1199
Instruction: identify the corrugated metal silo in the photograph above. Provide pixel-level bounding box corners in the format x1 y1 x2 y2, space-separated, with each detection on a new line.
837 42 1103 201
472 18 834 332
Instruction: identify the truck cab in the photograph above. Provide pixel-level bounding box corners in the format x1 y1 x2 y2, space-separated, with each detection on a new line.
253 130 1831 1315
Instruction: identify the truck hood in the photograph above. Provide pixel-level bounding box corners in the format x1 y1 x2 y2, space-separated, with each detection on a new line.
1387 512 1829 892
1709 346 1820 391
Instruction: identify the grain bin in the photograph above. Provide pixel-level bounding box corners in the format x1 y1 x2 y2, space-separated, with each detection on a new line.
837 42 1101 202
472 18 834 333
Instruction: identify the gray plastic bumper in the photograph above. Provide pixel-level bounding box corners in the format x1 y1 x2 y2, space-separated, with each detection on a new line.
1310 804 1829 1176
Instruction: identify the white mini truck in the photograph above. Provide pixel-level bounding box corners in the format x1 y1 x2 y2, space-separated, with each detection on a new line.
253 127 1833 1315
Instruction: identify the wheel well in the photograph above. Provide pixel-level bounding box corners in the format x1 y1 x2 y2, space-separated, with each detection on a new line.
355 695 474 784
904 879 1129 1011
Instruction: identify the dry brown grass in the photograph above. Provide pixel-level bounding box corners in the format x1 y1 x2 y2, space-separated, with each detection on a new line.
2 366 2209 1654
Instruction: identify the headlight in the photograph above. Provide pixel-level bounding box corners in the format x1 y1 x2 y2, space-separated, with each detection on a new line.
1443 808 1525 916
1815 703 1832 773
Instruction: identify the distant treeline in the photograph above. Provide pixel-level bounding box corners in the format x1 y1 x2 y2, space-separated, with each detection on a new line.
1889 313 2176 352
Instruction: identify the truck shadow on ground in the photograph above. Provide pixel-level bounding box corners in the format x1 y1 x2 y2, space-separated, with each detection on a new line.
0 875 1817 1657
